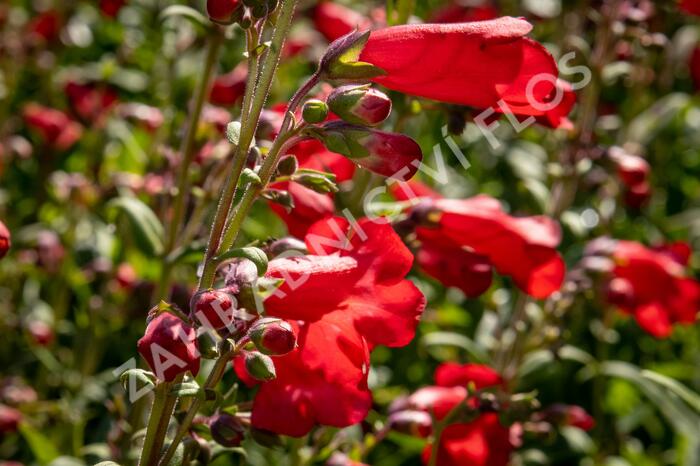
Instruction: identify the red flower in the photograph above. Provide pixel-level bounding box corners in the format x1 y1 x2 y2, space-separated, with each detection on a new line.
0 221 10 259
359 18 559 111
65 81 118 124
100 0 127 18
207 0 242 25
313 1 372 42
137 313 200 381
680 0 700 16
609 147 650 188
22 103 83 150
247 217 425 436
429 2 499 23
400 187 565 298
407 364 511 466
606 240 700 337
210 63 248 106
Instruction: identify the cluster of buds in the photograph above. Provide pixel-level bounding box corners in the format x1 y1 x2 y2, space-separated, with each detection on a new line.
239 317 297 382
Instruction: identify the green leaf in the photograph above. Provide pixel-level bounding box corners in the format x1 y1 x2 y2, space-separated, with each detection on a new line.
214 246 268 275
421 331 489 364
19 422 61 465
159 5 207 27
107 197 165 256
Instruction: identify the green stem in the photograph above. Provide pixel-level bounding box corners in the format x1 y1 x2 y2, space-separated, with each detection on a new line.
139 382 171 466
197 0 301 291
157 349 234 466
158 26 225 298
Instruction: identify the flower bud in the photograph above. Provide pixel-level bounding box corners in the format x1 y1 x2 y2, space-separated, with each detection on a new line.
301 99 329 124
0 221 10 259
327 85 391 126
312 121 422 178
387 410 432 438
244 351 276 381
191 290 235 330
277 155 298 177
609 147 649 187
207 0 242 25
266 237 308 258
248 318 297 356
137 312 200 382
209 413 246 447
197 331 219 359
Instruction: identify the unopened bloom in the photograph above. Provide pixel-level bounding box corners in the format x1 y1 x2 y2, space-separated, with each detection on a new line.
137 312 200 381
327 85 392 126
207 0 242 24
0 221 10 259
314 121 422 178
209 413 246 447
191 290 236 330
244 217 425 436
248 318 297 356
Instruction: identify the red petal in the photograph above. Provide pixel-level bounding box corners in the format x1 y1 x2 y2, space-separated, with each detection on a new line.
360 18 558 109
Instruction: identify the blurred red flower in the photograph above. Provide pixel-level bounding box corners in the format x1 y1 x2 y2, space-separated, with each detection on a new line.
360 18 559 112
407 364 511 466
210 63 248 106
65 81 118 124
246 217 425 436
0 221 10 259
607 240 700 337
26 10 61 43
680 0 700 16
100 0 127 18
429 2 499 23
22 104 83 151
313 1 373 42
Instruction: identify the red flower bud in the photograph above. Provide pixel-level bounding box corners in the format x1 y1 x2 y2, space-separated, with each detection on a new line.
0 221 10 259
538 404 595 432
314 121 422 178
27 321 54 346
609 147 649 187
191 290 236 330
248 318 297 356
243 351 276 381
209 413 246 447
387 410 432 438
207 0 242 24
0 404 21 434
137 313 200 382
327 85 392 127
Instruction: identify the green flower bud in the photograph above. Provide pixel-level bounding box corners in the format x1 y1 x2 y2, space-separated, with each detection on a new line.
302 99 329 124
244 351 276 381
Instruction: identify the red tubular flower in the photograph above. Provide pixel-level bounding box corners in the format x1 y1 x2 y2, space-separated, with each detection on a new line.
100 0 127 18
210 63 248 106
137 313 200 381
606 240 700 337
247 217 425 436
359 18 559 111
65 81 118 124
313 1 372 42
0 221 10 259
493 78 577 129
401 189 565 298
22 104 83 151
407 364 511 466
